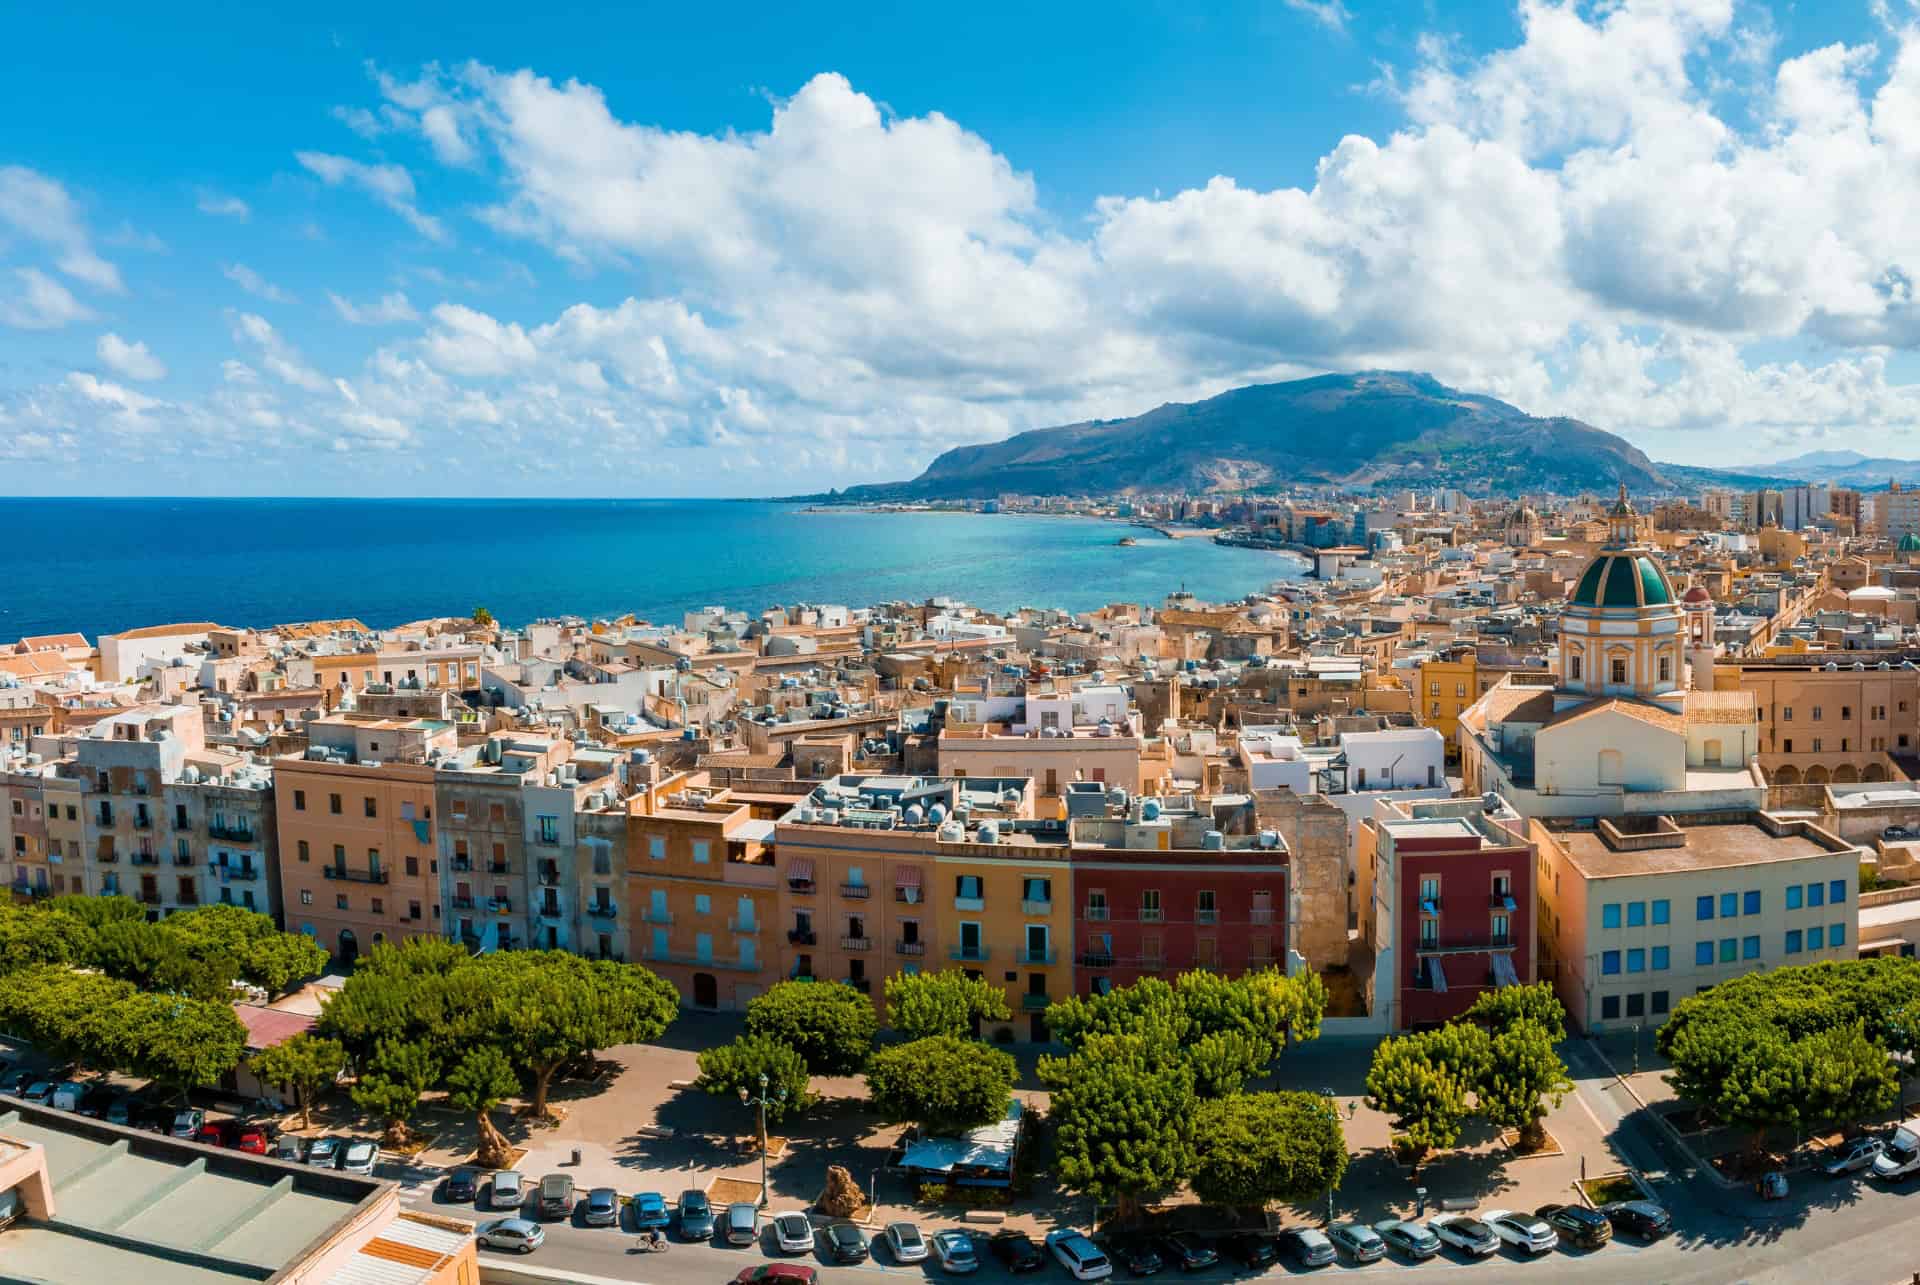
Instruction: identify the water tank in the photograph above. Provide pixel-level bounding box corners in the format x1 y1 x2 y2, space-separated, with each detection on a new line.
904 804 925 826
1258 829 1279 849
1141 798 1162 821
630 748 652 764
1002 788 1022 805
1202 830 1225 850
976 822 1000 844
1107 787 1128 809
937 821 965 843
821 808 839 826
928 803 947 824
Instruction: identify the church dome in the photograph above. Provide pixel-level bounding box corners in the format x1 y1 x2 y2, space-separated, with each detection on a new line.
1681 583 1713 606
1570 552 1675 609
1898 532 1920 553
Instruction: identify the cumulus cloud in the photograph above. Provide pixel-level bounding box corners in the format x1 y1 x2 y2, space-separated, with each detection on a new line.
0 268 95 329
1282 0 1351 32
0 166 122 292
223 262 295 303
230 312 328 391
96 333 167 381
295 151 446 240
328 290 420 324
194 188 251 220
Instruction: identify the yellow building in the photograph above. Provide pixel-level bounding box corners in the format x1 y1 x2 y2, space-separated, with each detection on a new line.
628 785 778 1011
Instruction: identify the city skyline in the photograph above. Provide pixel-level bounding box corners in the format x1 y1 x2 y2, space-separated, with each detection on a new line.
5 0 1920 496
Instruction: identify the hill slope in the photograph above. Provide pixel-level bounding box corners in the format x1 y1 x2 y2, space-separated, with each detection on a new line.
837 371 1670 500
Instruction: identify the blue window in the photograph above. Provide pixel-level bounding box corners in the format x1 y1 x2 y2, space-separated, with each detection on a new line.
1742 935 1760 960
1652 899 1670 925
1602 903 1622 930
1832 922 1846 946
1808 925 1825 950
1830 879 1847 904
1785 930 1803 954
1651 945 1670 971
1627 901 1646 927
1695 941 1714 966
1720 892 1738 919
1602 950 1622 975
1696 895 1715 921
1743 890 1761 916
1809 882 1826 908
1627 948 1646 973
1719 938 1737 963
1786 885 1803 910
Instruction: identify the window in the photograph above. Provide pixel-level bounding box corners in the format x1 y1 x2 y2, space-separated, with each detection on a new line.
1570 655 1582 680
371 898 384 915
1601 995 1621 1020
293 789 306 812
1787 884 1802 909
1784 705 1794 721
1830 879 1847 904
1696 941 1714 966
489 804 505 824
1808 925 1825 950
1652 899 1669 925
1626 948 1645 973
1785 929 1803 954
1626 992 1646 1018
297 840 310 863
1743 890 1761 916
1651 945 1669 971
649 837 666 861
336 895 348 911
408 900 422 920
329 793 342 814
405 856 418 876
1658 655 1672 682
1720 892 1738 919
694 894 711 915
1696 895 1714 921
1742 935 1760 960
1651 990 1670 1014
691 840 709 864
1627 901 1646 927
1611 658 1627 684
1808 882 1826 908
1812 739 1823 753
1602 950 1621 975
299 889 312 905
1783 739 1794 753
1602 903 1621 930
364 797 377 818
1832 922 1846 947
1719 938 1738 963
1140 889 1163 922
538 815 560 844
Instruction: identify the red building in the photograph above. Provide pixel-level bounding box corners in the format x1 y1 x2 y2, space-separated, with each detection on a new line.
1359 797 1535 1030
1069 808 1289 994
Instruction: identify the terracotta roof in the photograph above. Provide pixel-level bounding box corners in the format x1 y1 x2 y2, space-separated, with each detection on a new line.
233 1003 317 1049
1544 697 1685 734
12 633 89 652
0 653 75 678
1462 684 1556 733
106 622 223 640
271 618 371 638
1684 689 1757 724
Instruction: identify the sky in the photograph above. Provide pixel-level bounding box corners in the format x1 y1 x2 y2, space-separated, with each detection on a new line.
4 0 1920 496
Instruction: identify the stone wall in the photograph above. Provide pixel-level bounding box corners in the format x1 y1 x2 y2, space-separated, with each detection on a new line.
1253 787 1350 970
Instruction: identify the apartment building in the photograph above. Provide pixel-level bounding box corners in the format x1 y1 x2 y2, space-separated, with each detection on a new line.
435 733 574 953
1533 811 1860 1033
938 688 1142 810
275 714 452 962
1 766 51 897
1714 655 1918 785
628 783 777 1009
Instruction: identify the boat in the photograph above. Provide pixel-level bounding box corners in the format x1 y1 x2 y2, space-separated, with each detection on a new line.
1116 536 1138 547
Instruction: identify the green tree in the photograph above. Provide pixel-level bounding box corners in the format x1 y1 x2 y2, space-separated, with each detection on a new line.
883 969 1011 1040
168 904 328 993
42 894 145 931
867 1036 1017 1135
1464 982 1567 1042
351 1038 442 1145
1188 1092 1349 1212
1364 1024 1488 1165
1476 1022 1573 1151
249 1033 347 1130
745 980 877 1076
696 1035 814 1149
446 1045 521 1169
472 606 495 627
476 951 679 1118
0 901 78 973
1041 1032 1195 1219
110 992 249 1102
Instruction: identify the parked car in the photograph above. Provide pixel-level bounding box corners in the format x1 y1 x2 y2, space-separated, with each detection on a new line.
170 1108 204 1138
194 1121 235 1148
1155 1233 1218 1272
0 1068 36 1096
1046 1229 1113 1281
1822 1136 1886 1177
20 1082 53 1106
338 1140 378 1175
477 1217 545 1254
49 1081 86 1112
305 1135 341 1168
1220 1232 1277 1269
1373 1219 1441 1260
442 1168 479 1202
1101 1235 1164 1275
1483 1209 1558 1255
772 1211 815 1254
991 1231 1047 1273
104 1095 135 1127
888 1222 930 1264
1875 1117 1920 1180
490 1170 525 1211
932 1229 980 1273
536 1173 575 1221
270 1135 305 1164
582 1187 621 1227
1428 1213 1500 1257
233 1126 269 1155
826 1222 871 1264
1535 1204 1612 1250
77 1086 119 1118
1276 1227 1335 1269
725 1201 760 1247
631 1190 669 1229
677 1188 715 1239
1600 1200 1672 1241
1327 1223 1385 1264
734 1267 818 1285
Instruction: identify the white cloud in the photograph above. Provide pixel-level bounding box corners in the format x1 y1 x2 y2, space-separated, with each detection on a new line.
294 150 446 240
328 290 421 324
195 188 251 220
0 166 122 292
230 312 328 391
96 333 167 381
1282 0 1351 33
0 267 95 329
223 262 295 303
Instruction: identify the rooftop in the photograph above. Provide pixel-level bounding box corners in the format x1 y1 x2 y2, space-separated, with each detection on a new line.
1550 813 1850 879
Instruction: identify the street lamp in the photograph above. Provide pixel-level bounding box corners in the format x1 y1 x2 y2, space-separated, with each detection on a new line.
1319 1087 1358 1228
739 1072 788 1208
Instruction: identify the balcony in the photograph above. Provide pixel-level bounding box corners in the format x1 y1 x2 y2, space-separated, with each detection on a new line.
488 863 511 876
1019 948 1057 966
787 929 817 946
894 888 923 904
1489 891 1516 909
643 946 760 972
96 852 119 865
177 891 200 906
1136 956 1166 972
1084 906 1110 921
787 878 816 895
1418 895 1443 913
451 858 473 872
725 915 757 933
215 863 260 882
1249 954 1275 970
537 867 561 887
954 895 985 912
894 940 926 957
137 891 161 906
643 908 673 925
173 817 192 832
1021 899 1052 916
129 852 159 867
1021 993 1051 1011
172 854 195 868
840 936 872 952
451 895 476 910
458 930 483 948
1078 951 1115 968
132 815 152 831
1196 909 1219 925
537 902 564 922
323 866 390 884
846 977 872 994
487 896 513 913
589 902 619 921
839 883 872 900
208 823 255 843
949 945 990 962
1249 908 1275 925
1415 934 1517 955
1139 908 1165 923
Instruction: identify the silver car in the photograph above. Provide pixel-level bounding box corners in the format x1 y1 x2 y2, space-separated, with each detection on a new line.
887 1221 929 1263
478 1217 546 1254
338 1139 378 1175
1429 1213 1499 1257
491 1170 526 1211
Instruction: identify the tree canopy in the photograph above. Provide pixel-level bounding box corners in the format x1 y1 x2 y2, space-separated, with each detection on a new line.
0 895 323 997
1364 1024 1486 1161
745 979 877 1076
250 1033 347 1130
882 969 1011 1040
696 1034 815 1145
1041 1031 1196 1218
1189 1092 1349 1211
0 963 246 1099
867 1035 1017 1136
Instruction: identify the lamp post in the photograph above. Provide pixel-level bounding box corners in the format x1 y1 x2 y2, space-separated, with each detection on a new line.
1319 1087 1358 1228
739 1072 788 1208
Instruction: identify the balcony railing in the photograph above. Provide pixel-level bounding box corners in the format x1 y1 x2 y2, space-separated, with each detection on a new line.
132 815 152 830
589 903 619 921
787 929 817 945
178 891 199 906
1084 906 1110 921
173 817 192 832
136 891 161 905
1019 948 1057 966
643 909 673 925
452 895 476 910
1021 899 1052 916
129 853 159 867
643 946 759 971
323 866 390 884
840 936 872 951
537 903 565 921
172 854 195 868
894 888 923 904
949 945 990 962
1489 892 1513 908
451 858 472 872
215 864 260 882
954 895 985 912
1078 951 1115 968
1021 993 1051 1011
1139 908 1164 923
846 977 872 994
488 863 511 876
787 878 816 894
839 883 871 899
894 940 925 957
96 852 119 864
1196 909 1219 925
537 867 560 887
208 823 254 843
1137 956 1166 972
1249 908 1275 925
487 897 513 912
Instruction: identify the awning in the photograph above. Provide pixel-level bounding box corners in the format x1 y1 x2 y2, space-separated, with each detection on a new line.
895 865 923 890
1858 937 1908 953
1491 953 1521 988
786 857 815 883
1427 956 1449 993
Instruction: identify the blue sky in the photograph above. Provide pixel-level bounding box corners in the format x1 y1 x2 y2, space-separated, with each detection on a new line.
3 0 1918 495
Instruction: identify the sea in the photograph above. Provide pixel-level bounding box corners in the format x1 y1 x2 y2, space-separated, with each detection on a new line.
0 498 1309 640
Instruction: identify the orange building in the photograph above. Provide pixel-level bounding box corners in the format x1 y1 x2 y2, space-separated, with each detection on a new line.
628 784 778 1010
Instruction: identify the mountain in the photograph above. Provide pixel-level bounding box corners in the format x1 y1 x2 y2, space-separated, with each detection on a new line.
831 371 1670 500
1761 450 1920 488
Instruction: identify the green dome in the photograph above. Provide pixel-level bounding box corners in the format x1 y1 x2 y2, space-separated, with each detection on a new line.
1570 553 1674 609
1898 532 1920 552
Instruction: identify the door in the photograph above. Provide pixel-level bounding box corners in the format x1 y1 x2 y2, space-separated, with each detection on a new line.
693 973 718 1008
337 928 359 965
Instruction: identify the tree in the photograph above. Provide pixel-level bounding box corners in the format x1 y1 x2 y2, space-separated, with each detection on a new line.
696 1036 814 1149
477 951 679 1118
1041 1032 1195 1220
867 1036 1017 1136
446 1044 521 1169
883 969 1011 1040
1465 982 1567 1042
352 1038 442 1145
1476 1022 1573 1151
250 1034 347 1130
1189 1092 1349 1212
1364 1024 1488 1165
472 606 495 627
745 980 877 1076
110 992 249 1102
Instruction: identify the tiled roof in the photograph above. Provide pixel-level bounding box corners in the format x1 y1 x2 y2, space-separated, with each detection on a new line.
1544 697 1684 734
233 1003 316 1050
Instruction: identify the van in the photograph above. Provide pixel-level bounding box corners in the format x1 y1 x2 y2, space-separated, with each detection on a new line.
725 1201 760 1246
1046 1229 1113 1281
536 1173 575 1220
1874 1118 1920 1180
49 1082 86 1113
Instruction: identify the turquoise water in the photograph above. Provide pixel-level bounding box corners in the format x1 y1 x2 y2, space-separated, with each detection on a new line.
0 499 1306 639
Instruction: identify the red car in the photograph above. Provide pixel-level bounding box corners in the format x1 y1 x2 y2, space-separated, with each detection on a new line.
734 1266 818 1285
234 1127 270 1155
194 1121 235 1148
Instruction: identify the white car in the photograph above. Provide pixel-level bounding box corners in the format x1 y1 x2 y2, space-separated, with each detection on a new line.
1481 1209 1558 1255
773 1210 816 1254
1045 1229 1112 1281
1428 1213 1500 1257
887 1221 930 1263
338 1139 378 1175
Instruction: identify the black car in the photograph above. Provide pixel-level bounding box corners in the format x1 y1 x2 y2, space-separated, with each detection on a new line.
990 1232 1047 1273
0 1067 35 1096
1600 1200 1672 1241
1156 1233 1219 1272
443 1167 480 1202
76 1085 119 1118
826 1222 870 1264
1535 1203 1612 1250
1100 1236 1164 1276
1221 1233 1277 1269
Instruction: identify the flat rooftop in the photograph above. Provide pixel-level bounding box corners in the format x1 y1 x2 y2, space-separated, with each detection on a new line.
1556 821 1838 880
